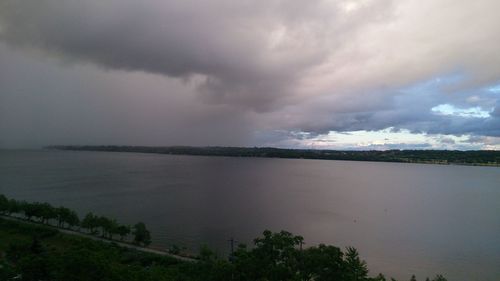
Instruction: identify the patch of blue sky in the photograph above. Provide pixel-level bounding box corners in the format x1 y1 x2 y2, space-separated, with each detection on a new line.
431 104 491 118
258 73 498 150
488 84 500 93
398 73 494 118
392 73 466 110
400 72 465 95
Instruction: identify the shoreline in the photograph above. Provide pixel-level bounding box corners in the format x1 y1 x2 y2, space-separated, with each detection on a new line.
46 146 500 167
0 214 196 262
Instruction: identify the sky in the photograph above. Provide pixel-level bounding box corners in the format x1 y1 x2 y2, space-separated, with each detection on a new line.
0 0 499 150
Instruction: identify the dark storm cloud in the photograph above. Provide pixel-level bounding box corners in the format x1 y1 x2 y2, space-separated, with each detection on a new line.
1 0 389 111
0 44 254 148
0 0 499 148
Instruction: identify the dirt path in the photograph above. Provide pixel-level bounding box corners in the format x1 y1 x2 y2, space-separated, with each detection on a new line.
0 215 196 262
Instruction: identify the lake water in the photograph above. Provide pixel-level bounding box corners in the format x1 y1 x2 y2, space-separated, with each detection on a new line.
0 149 499 280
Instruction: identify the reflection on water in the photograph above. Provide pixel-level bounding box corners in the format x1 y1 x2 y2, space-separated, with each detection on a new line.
0 150 499 281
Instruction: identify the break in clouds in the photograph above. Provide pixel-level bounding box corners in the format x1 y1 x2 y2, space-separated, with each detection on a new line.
0 0 499 149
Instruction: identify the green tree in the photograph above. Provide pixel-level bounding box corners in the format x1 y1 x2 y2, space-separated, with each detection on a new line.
38 202 57 224
97 216 113 238
8 199 21 215
81 212 99 234
133 222 151 246
373 273 387 281
301 244 345 280
0 194 9 214
116 225 131 241
66 209 80 229
56 207 71 227
431 275 447 281
343 246 369 281
21 202 37 221
107 219 120 240
56 207 80 229
233 230 303 281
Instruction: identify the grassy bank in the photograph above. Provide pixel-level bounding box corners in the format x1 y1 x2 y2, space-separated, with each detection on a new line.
0 218 190 280
0 217 448 281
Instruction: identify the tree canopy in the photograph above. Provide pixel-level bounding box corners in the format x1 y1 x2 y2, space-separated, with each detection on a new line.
0 194 449 281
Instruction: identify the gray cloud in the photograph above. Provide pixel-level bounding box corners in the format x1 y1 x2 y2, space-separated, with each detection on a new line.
0 0 499 148
0 0 390 111
0 44 254 148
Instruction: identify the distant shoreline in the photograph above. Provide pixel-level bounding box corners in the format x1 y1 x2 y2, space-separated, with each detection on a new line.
46 145 500 167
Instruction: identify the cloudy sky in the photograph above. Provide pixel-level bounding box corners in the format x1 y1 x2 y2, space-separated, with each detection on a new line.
0 0 499 150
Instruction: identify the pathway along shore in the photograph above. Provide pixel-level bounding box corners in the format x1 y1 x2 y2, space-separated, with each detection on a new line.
0 214 196 262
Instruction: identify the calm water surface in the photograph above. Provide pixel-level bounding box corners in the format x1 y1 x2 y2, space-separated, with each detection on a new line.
0 150 499 281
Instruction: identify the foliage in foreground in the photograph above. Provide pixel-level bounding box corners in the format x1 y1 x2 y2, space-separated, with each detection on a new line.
0 194 150 246
0 218 447 281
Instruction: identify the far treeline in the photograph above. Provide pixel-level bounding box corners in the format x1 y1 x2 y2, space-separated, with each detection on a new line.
0 194 151 246
49 145 500 166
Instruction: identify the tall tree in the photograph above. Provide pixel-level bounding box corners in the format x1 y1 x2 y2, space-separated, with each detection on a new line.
81 212 98 234
38 203 57 224
133 222 151 246
56 207 71 227
7 199 21 215
107 219 120 240
21 202 37 221
57 207 80 229
116 225 131 241
301 244 345 280
66 210 80 229
343 246 369 281
0 194 9 214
